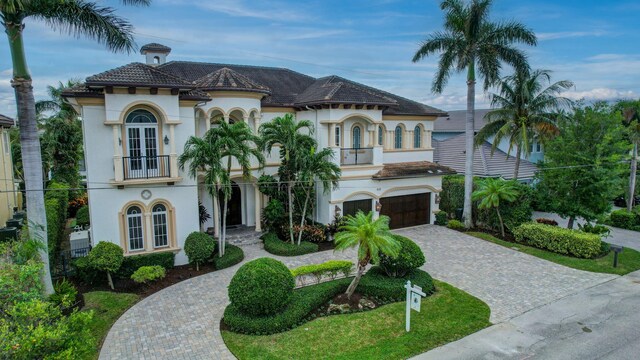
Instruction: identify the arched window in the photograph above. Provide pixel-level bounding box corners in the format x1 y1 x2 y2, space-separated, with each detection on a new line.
335 126 341 147
394 126 403 149
378 126 384 146
126 206 144 251
125 109 159 179
414 125 422 148
152 204 169 248
352 126 362 149
153 56 160 64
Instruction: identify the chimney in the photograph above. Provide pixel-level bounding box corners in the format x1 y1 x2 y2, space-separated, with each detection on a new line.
140 43 171 66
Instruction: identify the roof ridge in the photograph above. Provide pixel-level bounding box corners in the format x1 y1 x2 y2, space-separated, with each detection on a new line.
193 66 271 92
327 76 398 104
160 60 317 80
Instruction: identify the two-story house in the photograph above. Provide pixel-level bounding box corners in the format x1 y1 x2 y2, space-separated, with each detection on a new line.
63 43 454 265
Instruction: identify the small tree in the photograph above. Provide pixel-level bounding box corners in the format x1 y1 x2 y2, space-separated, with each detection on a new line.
334 211 401 299
184 232 215 271
88 241 124 290
472 178 520 238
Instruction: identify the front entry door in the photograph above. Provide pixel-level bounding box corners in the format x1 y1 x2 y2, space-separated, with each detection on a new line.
220 183 242 226
126 126 159 178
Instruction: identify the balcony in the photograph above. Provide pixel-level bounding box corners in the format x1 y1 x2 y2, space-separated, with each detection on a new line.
340 147 373 166
113 154 180 186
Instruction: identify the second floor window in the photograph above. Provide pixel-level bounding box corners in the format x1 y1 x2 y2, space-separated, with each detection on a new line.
414 126 422 148
125 109 159 177
394 126 403 149
352 126 362 149
335 126 341 147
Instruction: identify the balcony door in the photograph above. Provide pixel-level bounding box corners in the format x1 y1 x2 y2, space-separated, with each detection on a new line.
125 110 159 179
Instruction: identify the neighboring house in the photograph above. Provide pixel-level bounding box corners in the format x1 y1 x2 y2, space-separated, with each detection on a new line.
434 134 538 181
0 114 20 225
62 43 454 265
434 109 545 163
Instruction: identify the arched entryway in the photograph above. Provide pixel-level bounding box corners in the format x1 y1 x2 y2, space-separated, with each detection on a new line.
219 182 242 226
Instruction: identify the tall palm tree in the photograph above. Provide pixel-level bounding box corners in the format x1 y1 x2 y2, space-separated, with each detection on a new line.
472 178 519 238
334 211 400 299
412 0 536 228
296 147 341 245
476 69 574 179
1 0 149 294
616 100 640 211
260 113 315 243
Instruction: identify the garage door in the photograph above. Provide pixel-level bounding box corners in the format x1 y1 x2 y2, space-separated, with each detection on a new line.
343 199 372 217
380 193 430 229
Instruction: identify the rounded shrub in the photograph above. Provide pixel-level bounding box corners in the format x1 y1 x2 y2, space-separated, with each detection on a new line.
377 235 425 277
131 265 166 284
434 211 448 226
88 241 124 289
76 205 90 227
228 257 295 316
184 232 215 270
446 219 465 231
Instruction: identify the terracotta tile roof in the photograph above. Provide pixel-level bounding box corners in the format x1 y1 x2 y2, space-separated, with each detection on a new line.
140 43 171 54
193 67 271 94
433 134 539 180
0 114 15 128
372 161 456 180
86 63 193 88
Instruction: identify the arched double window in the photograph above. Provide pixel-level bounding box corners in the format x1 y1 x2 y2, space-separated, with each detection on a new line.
122 201 174 253
126 206 144 251
125 109 159 178
414 125 422 148
378 125 384 146
352 126 362 149
394 126 403 149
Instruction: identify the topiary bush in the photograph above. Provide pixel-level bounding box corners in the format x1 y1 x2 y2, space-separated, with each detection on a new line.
131 265 166 284
376 235 425 278
75 205 90 227
228 257 295 316
212 244 244 270
513 222 602 258
291 260 353 286
262 232 318 256
88 241 124 290
446 219 465 231
184 232 215 271
434 210 448 226
358 266 435 302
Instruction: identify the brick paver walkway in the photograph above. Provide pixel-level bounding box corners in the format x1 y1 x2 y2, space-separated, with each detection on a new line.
100 225 615 360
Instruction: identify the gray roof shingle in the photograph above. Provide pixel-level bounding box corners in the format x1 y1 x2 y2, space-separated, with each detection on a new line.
296 76 398 107
140 43 171 54
433 133 538 180
193 67 271 94
86 63 194 88
434 109 491 132
0 114 14 128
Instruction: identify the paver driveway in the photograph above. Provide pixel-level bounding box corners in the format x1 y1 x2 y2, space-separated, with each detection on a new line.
100 225 615 360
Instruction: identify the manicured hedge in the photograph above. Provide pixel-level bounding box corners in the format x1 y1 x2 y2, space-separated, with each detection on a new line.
446 219 465 231
262 232 318 256
212 244 244 270
377 235 425 278
513 222 602 259
75 205 89 227
440 175 465 218
116 252 175 278
291 260 353 286
44 182 70 263
609 209 639 230
358 266 435 302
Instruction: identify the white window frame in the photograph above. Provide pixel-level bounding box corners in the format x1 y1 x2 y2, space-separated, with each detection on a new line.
126 206 145 251
152 204 169 248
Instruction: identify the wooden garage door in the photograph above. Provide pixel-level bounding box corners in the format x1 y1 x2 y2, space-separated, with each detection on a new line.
343 199 372 218
380 193 430 229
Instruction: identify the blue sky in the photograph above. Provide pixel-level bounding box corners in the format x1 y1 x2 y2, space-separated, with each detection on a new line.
1 0 639 117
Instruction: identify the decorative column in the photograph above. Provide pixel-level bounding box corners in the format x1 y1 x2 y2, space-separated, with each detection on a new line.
254 184 262 232
224 115 230 123
169 124 178 178
254 114 261 134
205 117 211 132
426 130 432 149
113 125 124 181
144 212 153 251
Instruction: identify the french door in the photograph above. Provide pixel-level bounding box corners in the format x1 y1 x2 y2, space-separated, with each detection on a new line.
126 125 159 179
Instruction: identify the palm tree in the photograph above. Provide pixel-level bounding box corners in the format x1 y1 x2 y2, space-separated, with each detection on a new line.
472 178 519 238
260 114 315 243
412 0 536 228
616 100 640 211
334 211 401 299
296 147 341 245
1 0 149 294
476 69 574 179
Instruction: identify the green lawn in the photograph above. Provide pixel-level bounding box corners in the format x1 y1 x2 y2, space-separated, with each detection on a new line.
467 231 640 275
82 291 139 359
222 280 490 360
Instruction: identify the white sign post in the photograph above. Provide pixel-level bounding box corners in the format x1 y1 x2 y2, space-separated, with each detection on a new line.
405 280 426 332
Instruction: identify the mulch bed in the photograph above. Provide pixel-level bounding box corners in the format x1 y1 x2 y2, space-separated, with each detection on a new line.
311 292 381 317
73 263 217 300
317 241 337 252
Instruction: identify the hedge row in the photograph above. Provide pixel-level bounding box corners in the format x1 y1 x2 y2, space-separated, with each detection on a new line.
357 266 435 302
513 222 602 258
116 252 175 278
44 182 70 263
609 208 640 231
212 244 244 270
262 232 318 256
291 260 353 278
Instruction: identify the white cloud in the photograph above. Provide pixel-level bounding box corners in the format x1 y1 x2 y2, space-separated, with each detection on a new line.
537 30 609 41
562 88 637 101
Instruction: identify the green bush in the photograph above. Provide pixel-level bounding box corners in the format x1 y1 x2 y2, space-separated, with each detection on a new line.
377 235 425 278
224 279 349 335
0 260 43 312
88 241 124 289
212 244 244 270
44 182 70 263
73 256 101 285
446 219 465 231
513 222 602 258
476 182 533 234
76 205 90 227
434 210 448 226
263 232 318 256
228 258 295 316
291 260 353 285
184 232 215 270
49 279 78 308
440 175 465 217
116 252 175 278
609 209 638 230
292 223 327 243
578 223 611 238
131 265 166 284
358 266 435 302
262 199 286 232
0 298 94 360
